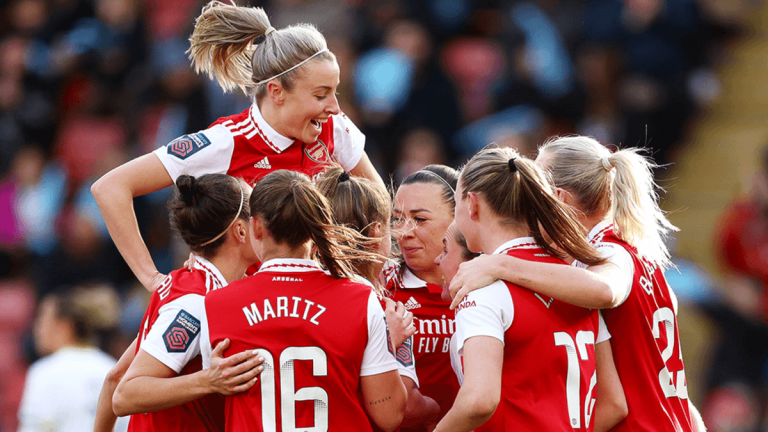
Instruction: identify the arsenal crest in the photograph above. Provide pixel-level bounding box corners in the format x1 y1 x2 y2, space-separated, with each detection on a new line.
304 140 331 163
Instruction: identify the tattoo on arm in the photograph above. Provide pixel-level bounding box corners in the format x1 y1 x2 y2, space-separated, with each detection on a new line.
369 396 392 405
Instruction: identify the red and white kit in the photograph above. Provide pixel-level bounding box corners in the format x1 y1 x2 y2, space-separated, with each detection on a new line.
583 221 693 431
129 257 227 432
153 103 365 184
453 238 600 431
384 262 460 419
200 258 398 432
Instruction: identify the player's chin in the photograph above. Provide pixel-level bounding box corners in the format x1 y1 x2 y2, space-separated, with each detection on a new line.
302 126 322 143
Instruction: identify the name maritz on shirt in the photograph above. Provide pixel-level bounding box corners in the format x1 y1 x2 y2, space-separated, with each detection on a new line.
242 296 326 326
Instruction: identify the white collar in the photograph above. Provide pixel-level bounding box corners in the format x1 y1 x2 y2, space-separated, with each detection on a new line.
250 103 296 153
585 220 613 244
258 258 325 273
492 237 539 255
400 266 428 289
193 255 229 286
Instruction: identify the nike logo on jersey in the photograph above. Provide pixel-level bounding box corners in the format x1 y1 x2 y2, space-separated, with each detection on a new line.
254 157 272 169
404 297 421 310
535 293 554 308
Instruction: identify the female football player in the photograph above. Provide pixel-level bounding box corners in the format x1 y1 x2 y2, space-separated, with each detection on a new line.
92 1 383 293
436 147 605 431
104 174 263 431
448 136 705 431
386 165 460 421
316 164 441 429
200 170 407 431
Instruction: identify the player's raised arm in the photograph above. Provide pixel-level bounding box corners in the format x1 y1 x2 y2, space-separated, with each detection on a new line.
91 154 173 292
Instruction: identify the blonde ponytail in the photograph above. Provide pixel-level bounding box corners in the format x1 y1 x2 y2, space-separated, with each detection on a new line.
188 1 334 98
540 136 678 269
608 149 678 268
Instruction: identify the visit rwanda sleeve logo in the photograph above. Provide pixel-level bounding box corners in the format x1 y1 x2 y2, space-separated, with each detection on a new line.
163 309 201 353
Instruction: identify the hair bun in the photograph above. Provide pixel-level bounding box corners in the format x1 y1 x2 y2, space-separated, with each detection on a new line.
177 175 200 204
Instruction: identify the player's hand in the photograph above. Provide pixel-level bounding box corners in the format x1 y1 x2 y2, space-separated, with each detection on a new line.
384 298 416 350
184 252 197 271
449 255 500 309
207 339 265 395
146 271 168 293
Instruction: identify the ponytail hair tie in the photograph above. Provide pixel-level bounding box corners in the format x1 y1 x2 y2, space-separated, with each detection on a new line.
264 26 276 36
337 171 351 183
180 186 199 204
508 158 517 173
601 157 614 172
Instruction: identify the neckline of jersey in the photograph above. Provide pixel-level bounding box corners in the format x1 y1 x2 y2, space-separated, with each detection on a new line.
586 220 614 245
250 103 298 153
258 258 324 273
492 236 538 256
193 255 228 287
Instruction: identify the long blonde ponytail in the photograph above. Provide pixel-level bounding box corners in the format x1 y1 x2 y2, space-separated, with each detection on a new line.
540 136 678 268
188 1 334 98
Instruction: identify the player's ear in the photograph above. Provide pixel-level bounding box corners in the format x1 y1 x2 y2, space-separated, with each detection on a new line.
267 81 284 105
234 219 248 244
249 216 264 240
369 221 383 238
467 192 480 221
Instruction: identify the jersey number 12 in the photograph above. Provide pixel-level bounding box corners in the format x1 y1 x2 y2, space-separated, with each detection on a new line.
555 331 597 429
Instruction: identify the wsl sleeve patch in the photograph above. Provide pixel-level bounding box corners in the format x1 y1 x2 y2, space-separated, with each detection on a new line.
166 132 212 160
163 310 201 353
384 317 394 357
395 336 414 367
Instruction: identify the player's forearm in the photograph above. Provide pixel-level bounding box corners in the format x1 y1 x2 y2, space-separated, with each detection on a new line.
433 387 496 432
94 339 136 431
500 257 614 309
112 371 211 416
92 174 158 290
593 400 628 432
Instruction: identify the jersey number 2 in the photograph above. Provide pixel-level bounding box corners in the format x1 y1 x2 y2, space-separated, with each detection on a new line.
653 307 688 399
555 331 597 429
258 346 329 432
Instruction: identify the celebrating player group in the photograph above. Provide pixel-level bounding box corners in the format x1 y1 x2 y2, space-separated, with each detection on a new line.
89 2 706 431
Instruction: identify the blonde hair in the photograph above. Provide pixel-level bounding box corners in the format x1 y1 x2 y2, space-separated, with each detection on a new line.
539 136 678 268
188 1 335 99
316 164 392 293
460 146 604 266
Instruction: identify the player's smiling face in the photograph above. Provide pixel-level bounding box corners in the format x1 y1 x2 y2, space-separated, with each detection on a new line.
281 59 341 144
393 183 454 277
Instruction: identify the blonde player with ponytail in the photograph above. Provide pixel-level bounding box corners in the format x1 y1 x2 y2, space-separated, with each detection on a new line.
92 1 382 293
449 136 705 431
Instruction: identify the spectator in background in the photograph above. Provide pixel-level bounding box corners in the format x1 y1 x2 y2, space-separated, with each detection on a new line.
17 285 128 432
715 146 768 321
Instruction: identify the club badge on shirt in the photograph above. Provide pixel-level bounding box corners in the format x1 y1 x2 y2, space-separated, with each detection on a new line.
167 132 212 160
163 310 201 353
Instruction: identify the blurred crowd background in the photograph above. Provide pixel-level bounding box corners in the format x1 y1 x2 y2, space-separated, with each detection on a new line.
0 0 766 430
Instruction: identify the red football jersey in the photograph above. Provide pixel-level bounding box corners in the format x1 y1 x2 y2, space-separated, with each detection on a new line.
453 238 599 430
153 103 365 185
200 258 398 432
589 222 693 431
384 262 460 420
129 257 227 432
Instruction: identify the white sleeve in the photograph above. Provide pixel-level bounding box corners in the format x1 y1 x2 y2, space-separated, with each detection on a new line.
200 300 213 370
361 291 399 377
454 280 514 354
141 294 205 373
17 365 57 432
596 311 611 343
331 112 365 171
596 243 635 306
152 124 234 182
449 334 464 386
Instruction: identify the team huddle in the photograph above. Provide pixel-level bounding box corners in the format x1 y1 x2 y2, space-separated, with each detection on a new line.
89 2 705 431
